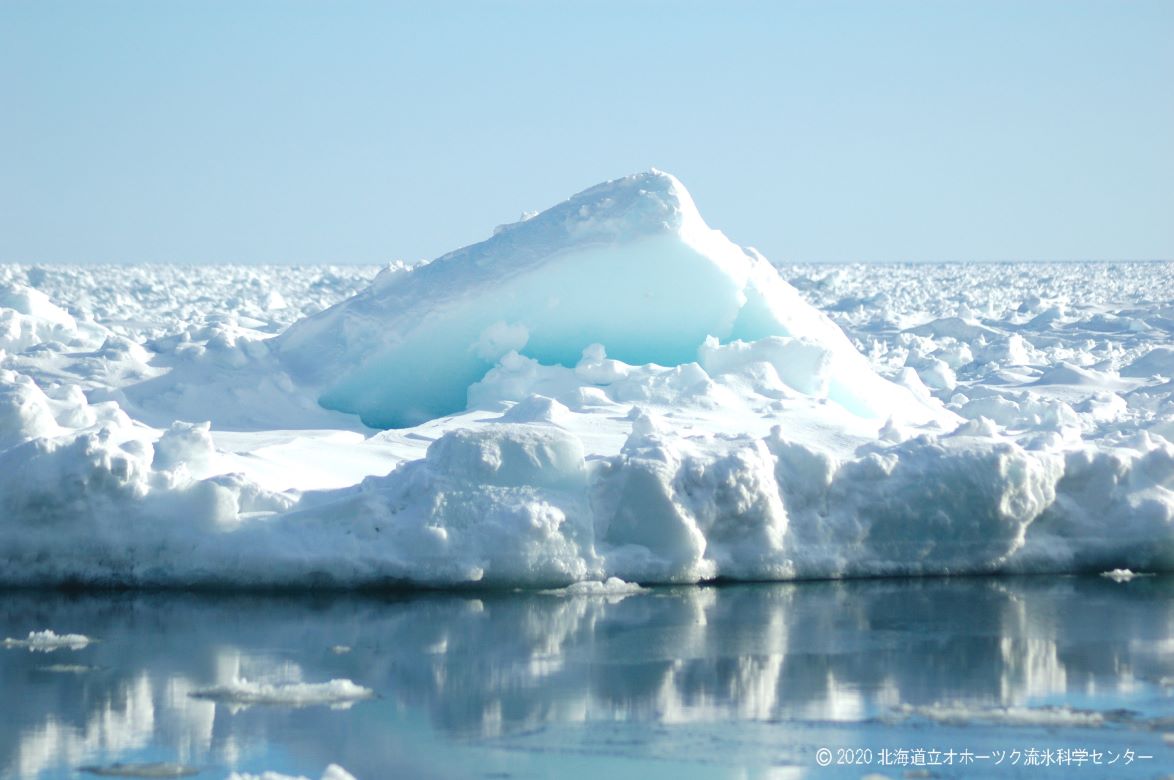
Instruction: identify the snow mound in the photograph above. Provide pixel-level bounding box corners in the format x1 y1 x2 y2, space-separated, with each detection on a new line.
0 284 79 351
1032 362 1121 387
0 370 63 449
1122 347 1174 378
276 170 938 429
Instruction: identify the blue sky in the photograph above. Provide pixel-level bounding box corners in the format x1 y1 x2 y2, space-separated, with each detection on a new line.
1 1 1171 264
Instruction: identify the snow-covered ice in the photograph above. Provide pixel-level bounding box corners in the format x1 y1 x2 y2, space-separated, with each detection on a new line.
1101 567 1148 582
226 765 355 780
3 630 93 652
543 576 644 597
188 678 373 710
0 171 1171 587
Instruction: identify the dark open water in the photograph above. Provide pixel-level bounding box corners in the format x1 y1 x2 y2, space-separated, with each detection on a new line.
1 577 1171 779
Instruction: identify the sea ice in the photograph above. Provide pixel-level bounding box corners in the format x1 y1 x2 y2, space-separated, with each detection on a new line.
3 630 93 652
276 170 941 429
0 173 1171 588
893 703 1110 728
189 677 373 710
1100 568 1150 582
226 766 355 780
545 577 644 597
78 762 199 778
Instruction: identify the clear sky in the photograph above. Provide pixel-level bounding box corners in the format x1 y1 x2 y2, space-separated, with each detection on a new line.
1 1 1171 264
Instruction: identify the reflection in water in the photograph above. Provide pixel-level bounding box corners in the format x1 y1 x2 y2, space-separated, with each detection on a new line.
1 577 1171 778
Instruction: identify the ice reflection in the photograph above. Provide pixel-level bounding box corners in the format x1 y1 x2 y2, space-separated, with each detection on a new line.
0 577 1170 778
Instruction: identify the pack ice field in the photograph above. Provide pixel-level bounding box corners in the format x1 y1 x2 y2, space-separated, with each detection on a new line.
0 171 1171 589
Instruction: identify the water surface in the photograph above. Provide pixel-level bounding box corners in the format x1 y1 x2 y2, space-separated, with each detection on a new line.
1 577 1170 779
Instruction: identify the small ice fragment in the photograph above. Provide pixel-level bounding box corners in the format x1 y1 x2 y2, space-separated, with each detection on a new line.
227 765 356 780
3 630 92 652
37 664 98 673
189 677 372 709
893 703 1105 727
78 763 199 778
546 577 644 596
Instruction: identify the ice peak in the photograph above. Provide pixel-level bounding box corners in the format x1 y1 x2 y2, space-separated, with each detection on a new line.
559 168 701 232
570 168 694 212
466 170 704 260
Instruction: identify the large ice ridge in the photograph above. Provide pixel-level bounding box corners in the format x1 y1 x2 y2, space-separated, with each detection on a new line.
276 171 934 428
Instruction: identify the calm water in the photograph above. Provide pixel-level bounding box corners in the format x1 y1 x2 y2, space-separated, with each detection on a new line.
1 577 1171 779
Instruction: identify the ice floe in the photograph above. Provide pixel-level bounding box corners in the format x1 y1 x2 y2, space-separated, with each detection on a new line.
892 703 1112 728
79 762 199 777
226 766 355 780
1100 568 1154 582
544 577 644 597
189 677 373 710
3 630 93 652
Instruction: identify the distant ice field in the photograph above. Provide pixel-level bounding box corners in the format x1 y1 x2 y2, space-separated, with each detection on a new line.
0 173 1171 588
